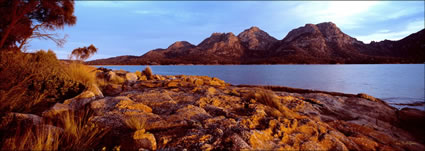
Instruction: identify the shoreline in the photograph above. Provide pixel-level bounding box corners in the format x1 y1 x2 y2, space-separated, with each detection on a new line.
4 67 423 150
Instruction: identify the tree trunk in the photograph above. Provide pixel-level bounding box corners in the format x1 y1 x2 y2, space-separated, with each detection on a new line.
0 1 19 49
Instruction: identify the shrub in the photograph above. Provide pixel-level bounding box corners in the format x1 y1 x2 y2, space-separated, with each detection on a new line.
0 50 85 115
142 66 153 79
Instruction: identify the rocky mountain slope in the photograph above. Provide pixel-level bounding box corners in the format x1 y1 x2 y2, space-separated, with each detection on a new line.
87 22 424 65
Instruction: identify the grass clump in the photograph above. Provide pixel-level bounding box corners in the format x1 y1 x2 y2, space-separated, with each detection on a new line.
125 116 146 130
251 88 299 119
0 107 109 150
64 62 97 87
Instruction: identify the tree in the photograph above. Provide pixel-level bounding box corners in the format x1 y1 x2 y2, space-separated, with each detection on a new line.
0 0 76 50
70 44 98 61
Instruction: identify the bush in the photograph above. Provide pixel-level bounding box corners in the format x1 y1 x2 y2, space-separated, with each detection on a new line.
142 66 153 79
0 50 85 115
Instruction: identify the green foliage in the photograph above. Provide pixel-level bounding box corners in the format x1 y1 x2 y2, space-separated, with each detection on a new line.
0 50 85 114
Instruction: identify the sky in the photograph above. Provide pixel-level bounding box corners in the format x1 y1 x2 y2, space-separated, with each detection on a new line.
27 1 425 60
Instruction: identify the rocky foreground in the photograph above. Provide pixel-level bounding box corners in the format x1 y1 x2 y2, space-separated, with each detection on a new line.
3 68 425 150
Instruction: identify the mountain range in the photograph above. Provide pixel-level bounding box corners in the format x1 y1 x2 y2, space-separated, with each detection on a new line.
87 22 425 65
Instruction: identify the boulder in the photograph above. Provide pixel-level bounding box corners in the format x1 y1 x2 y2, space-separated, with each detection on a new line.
125 73 138 83
42 103 71 119
63 84 104 109
103 84 122 96
107 71 125 84
90 97 130 115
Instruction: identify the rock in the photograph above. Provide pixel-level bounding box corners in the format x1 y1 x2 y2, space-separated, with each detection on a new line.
169 105 211 122
357 93 378 102
153 75 165 80
90 97 129 115
193 78 204 86
248 130 275 150
35 73 421 150
103 84 122 96
139 75 148 81
114 69 128 76
90 84 104 98
1 113 42 128
125 73 138 83
230 134 252 150
133 129 157 150
167 80 179 88
207 87 217 95
399 108 425 121
107 71 125 84
42 103 71 119
63 84 104 110
398 108 425 141
116 99 152 113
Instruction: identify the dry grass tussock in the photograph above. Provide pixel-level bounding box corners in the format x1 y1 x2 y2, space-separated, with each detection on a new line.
252 88 299 119
64 62 97 87
0 107 109 150
125 116 146 130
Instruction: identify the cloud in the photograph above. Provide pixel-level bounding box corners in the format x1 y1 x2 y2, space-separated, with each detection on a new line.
288 1 382 29
354 20 424 43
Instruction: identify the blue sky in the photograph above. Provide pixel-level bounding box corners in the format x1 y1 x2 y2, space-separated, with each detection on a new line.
27 1 424 60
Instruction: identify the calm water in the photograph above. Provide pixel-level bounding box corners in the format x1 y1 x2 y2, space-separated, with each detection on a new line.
96 64 425 110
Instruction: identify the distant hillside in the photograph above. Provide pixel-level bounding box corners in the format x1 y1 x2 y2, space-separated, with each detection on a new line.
87 22 425 65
